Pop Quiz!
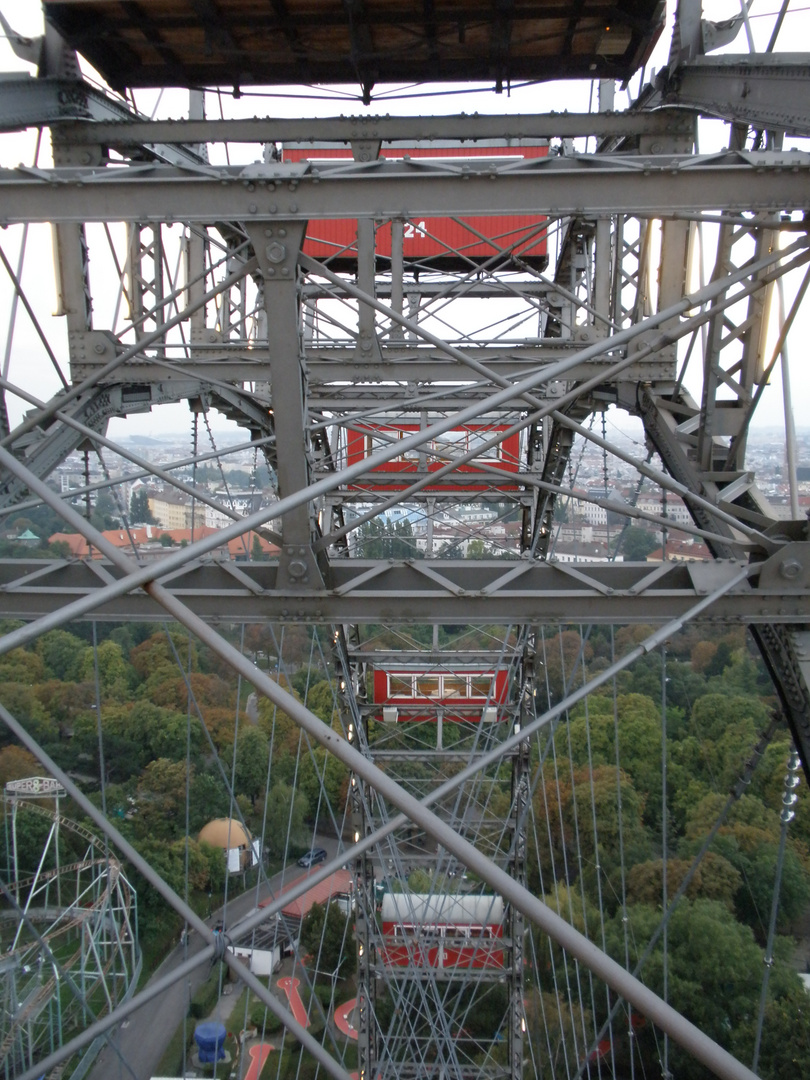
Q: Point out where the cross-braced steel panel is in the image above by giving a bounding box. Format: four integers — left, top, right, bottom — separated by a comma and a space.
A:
0, 5, 809, 1080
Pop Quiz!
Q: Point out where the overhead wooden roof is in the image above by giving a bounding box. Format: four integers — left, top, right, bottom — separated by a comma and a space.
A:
44, 0, 666, 97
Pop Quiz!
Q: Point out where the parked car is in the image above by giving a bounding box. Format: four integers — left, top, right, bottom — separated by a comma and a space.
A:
298, 847, 327, 868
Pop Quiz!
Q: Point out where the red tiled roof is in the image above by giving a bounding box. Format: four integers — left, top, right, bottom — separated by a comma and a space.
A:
226, 531, 279, 557
647, 539, 711, 562
105, 526, 221, 547
49, 526, 278, 558
49, 532, 94, 557
260, 868, 353, 920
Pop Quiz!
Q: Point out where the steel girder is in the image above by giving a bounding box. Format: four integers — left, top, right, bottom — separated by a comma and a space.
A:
636, 387, 810, 783
0, 554, 804, 626
658, 53, 810, 138
0, 380, 278, 510
0, 76, 207, 166
40, 107, 697, 147
0, 39, 809, 1080
0, 429, 763, 1080
0, 153, 809, 225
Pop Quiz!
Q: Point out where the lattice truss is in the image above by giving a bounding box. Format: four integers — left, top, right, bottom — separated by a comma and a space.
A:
0, 3, 809, 1080
0, 786, 138, 1078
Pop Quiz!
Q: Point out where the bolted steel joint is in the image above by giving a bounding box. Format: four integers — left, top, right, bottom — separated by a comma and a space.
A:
265, 241, 287, 264
779, 558, 803, 580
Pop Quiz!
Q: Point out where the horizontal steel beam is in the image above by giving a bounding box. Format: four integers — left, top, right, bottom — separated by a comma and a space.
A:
46, 108, 696, 145
1, 152, 809, 225
661, 54, 810, 138
0, 556, 803, 625
0, 76, 206, 166
77, 350, 666, 396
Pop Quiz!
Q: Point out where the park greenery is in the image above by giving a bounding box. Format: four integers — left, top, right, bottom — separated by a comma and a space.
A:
0, 614, 808, 1078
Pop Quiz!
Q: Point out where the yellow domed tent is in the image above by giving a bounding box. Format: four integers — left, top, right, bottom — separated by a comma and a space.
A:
199, 818, 257, 873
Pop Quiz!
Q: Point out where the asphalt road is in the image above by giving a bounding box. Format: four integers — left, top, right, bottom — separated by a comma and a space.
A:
88, 837, 341, 1080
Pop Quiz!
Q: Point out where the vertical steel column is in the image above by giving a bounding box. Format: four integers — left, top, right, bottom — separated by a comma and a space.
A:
247, 222, 323, 585
593, 218, 612, 337
390, 220, 405, 342
352, 771, 376, 1080
356, 218, 382, 361
126, 223, 166, 354
50, 137, 93, 365
654, 219, 691, 371
507, 650, 532, 1080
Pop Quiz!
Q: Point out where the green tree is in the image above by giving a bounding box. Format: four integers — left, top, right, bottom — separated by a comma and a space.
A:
91, 490, 121, 531
539, 629, 593, 700
465, 538, 490, 558
528, 763, 653, 909
297, 746, 348, 819
262, 781, 309, 857
358, 516, 419, 559
300, 900, 356, 978
0, 745, 42, 787
407, 868, 433, 892
35, 680, 93, 737
697, 820, 810, 936
604, 898, 763, 1079
78, 700, 203, 774
305, 680, 339, 726
232, 727, 270, 806
189, 772, 231, 833
616, 525, 658, 561
739, 982, 810, 1077
129, 631, 199, 681
567, 693, 664, 826
198, 838, 227, 893
130, 488, 157, 524
0, 647, 46, 685
77, 639, 133, 697
71, 710, 145, 783
0, 684, 58, 748
133, 758, 190, 840
627, 852, 741, 911
526, 989, 589, 1080
0, 804, 67, 878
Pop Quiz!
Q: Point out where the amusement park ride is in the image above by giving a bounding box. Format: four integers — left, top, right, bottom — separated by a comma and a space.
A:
0, 1, 808, 1079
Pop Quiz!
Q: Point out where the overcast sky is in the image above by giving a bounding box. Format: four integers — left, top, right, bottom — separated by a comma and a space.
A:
0, 2, 807, 448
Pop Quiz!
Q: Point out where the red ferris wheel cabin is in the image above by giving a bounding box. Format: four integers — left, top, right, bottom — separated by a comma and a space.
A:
380, 893, 505, 970
282, 142, 549, 271
344, 420, 522, 493
372, 665, 510, 723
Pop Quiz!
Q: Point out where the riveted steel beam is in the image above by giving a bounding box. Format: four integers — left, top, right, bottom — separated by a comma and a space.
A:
0, 76, 207, 163
1, 153, 809, 226
43, 108, 696, 146
0, 554, 805, 625
660, 54, 810, 138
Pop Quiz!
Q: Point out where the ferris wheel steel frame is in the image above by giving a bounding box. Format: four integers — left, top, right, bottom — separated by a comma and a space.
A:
0, 4, 809, 1080
0, 429, 777, 1080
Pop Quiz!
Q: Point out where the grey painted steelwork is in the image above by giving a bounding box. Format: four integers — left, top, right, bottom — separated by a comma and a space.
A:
1, 16, 809, 1079
0, 153, 809, 225
0, 76, 207, 165
0, 553, 805, 625
42, 108, 697, 146
659, 54, 810, 137
0, 442, 760, 1080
